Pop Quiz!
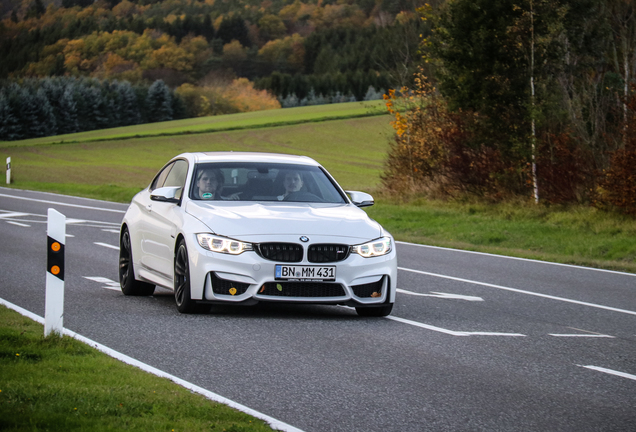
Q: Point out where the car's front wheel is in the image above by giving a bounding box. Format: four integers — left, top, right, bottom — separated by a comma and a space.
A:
174, 239, 200, 313
119, 228, 155, 296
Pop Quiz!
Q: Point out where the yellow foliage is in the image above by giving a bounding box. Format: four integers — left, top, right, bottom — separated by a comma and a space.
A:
221, 78, 281, 113
112, 0, 138, 18
176, 79, 280, 117
143, 45, 193, 72
222, 40, 248, 62
258, 34, 305, 72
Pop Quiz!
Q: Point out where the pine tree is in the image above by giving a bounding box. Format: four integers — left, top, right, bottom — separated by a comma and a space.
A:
58, 86, 79, 135
1, 84, 24, 140
0, 94, 21, 141
118, 81, 141, 126
146, 80, 173, 123
18, 89, 41, 138
78, 85, 108, 132
217, 15, 251, 48
35, 88, 57, 137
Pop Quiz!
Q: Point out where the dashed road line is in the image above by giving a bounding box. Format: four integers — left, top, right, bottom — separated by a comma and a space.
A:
6, 221, 30, 227
385, 315, 526, 337
550, 334, 614, 338
94, 242, 119, 251
577, 365, 636, 381
84, 276, 120, 291
397, 288, 484, 301
0, 212, 29, 219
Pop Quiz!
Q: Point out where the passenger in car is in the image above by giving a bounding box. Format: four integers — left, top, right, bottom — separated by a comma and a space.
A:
277, 171, 304, 200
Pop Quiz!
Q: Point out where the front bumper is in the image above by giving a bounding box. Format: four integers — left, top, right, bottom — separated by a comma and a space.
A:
185, 233, 397, 307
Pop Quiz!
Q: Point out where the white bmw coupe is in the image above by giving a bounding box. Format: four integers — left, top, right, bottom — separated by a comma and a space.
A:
119, 152, 397, 316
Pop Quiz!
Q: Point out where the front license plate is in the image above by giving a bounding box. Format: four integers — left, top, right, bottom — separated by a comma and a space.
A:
275, 265, 336, 281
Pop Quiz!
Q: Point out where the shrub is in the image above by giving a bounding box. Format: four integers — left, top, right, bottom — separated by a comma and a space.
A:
381, 72, 512, 199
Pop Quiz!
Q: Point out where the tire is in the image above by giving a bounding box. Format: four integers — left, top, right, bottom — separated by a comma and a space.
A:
355, 303, 393, 317
119, 228, 155, 296
174, 239, 200, 314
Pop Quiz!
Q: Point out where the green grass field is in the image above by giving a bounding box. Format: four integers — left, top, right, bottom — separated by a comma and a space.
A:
1, 101, 635, 272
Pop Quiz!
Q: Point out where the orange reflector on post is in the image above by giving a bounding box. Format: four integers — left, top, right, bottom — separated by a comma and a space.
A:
47, 236, 65, 281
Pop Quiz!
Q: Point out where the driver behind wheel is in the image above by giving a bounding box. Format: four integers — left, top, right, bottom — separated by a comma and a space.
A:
277, 171, 303, 200
195, 168, 241, 200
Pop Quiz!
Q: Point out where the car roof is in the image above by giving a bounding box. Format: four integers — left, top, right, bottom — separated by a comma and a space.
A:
187, 152, 320, 166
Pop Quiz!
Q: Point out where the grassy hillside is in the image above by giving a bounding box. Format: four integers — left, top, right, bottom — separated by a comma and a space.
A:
0, 100, 387, 147
1, 102, 394, 201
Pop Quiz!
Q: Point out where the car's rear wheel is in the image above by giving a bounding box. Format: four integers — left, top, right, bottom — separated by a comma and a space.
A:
355, 303, 393, 317
119, 228, 155, 296
174, 239, 200, 313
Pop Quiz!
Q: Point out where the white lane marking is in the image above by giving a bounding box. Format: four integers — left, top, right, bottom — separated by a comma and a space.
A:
0, 212, 29, 218
95, 242, 119, 250
396, 241, 636, 278
386, 315, 525, 337
84, 276, 120, 291
399, 267, 636, 316
6, 221, 30, 227
550, 334, 615, 338
0, 297, 304, 432
102, 229, 120, 234
397, 288, 484, 301
577, 365, 636, 381
66, 218, 87, 224
0, 192, 126, 214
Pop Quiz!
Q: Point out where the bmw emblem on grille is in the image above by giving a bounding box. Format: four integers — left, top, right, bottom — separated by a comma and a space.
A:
300, 236, 309, 242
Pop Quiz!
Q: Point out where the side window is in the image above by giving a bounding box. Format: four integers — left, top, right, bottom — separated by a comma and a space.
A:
150, 162, 174, 191
163, 160, 188, 200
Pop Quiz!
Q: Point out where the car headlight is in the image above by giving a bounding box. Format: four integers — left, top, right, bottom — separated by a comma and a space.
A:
351, 236, 392, 258
197, 234, 253, 255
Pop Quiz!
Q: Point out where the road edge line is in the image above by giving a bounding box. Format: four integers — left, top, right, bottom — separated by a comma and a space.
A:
0, 297, 304, 432
396, 241, 636, 277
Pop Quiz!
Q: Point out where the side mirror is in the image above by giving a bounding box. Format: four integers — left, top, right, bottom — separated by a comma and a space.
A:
150, 186, 181, 203
346, 191, 374, 208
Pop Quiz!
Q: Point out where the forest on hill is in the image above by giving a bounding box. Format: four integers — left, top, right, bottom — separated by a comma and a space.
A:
0, 0, 426, 140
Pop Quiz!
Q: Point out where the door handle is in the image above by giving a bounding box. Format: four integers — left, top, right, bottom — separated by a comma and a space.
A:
146, 204, 152, 212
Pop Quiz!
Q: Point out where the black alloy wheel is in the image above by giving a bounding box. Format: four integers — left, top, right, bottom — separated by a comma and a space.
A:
174, 239, 200, 313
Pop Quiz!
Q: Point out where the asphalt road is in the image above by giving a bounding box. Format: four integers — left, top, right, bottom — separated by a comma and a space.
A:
1, 186, 635, 431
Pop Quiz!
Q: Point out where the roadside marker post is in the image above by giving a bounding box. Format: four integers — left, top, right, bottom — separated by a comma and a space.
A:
45, 208, 66, 337
5, 157, 10, 184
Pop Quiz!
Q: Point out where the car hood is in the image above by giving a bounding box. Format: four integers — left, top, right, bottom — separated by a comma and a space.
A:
185, 201, 382, 242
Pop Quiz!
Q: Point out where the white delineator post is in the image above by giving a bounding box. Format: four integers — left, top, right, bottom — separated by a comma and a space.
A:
5, 157, 10, 185
45, 208, 66, 337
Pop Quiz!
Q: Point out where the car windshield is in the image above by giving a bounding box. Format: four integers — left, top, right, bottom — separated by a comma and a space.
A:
190, 162, 347, 204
